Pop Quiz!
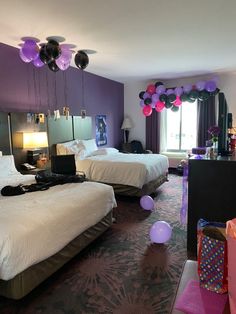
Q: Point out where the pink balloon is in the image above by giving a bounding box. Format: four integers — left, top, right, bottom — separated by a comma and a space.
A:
142, 105, 152, 116
173, 96, 182, 107
149, 221, 172, 243
140, 195, 154, 210
146, 84, 156, 95
155, 100, 165, 112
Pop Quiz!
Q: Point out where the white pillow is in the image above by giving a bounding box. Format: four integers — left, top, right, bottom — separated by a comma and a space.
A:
0, 155, 19, 177
80, 139, 98, 157
56, 140, 78, 155
0, 151, 2, 156
90, 148, 119, 156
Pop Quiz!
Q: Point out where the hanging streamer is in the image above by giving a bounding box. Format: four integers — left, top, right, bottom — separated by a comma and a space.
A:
180, 163, 188, 224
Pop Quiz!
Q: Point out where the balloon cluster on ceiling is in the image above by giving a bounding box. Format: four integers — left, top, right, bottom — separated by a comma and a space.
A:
139, 79, 220, 116
19, 38, 89, 72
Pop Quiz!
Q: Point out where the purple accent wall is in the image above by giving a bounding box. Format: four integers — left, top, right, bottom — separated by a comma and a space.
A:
0, 43, 124, 148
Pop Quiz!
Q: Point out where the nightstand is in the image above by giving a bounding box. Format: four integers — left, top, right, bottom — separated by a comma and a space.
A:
120, 143, 132, 153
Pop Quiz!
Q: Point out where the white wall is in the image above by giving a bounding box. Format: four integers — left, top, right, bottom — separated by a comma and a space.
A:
124, 72, 236, 148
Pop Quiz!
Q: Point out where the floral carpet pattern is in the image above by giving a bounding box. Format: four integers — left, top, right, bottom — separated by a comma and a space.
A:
0, 174, 187, 314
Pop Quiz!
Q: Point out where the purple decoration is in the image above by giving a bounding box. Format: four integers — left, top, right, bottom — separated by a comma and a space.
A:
205, 80, 217, 93
183, 84, 192, 93
57, 47, 72, 64
149, 221, 172, 243
196, 80, 206, 91
33, 55, 44, 68
140, 195, 154, 211
19, 48, 31, 63
56, 58, 70, 71
151, 93, 159, 103
151, 101, 156, 109
143, 92, 151, 100
156, 85, 166, 94
166, 89, 174, 95
174, 86, 183, 96
22, 39, 38, 61
139, 99, 145, 108
180, 164, 188, 224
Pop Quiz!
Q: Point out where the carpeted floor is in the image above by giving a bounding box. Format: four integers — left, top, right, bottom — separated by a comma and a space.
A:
0, 174, 187, 314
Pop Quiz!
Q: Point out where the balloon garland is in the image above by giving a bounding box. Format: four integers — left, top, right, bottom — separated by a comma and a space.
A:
139, 79, 220, 116
19, 38, 89, 72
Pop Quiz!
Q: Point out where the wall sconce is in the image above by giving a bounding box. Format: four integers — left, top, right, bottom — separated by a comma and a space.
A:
21, 132, 48, 164
121, 117, 133, 143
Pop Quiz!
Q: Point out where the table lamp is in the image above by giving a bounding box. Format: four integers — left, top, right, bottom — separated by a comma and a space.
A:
121, 117, 133, 143
22, 132, 48, 164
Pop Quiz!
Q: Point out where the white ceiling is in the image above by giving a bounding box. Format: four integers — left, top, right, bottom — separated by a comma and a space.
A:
1, 0, 236, 83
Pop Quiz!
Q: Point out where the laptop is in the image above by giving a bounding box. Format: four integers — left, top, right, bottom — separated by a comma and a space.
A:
51, 155, 76, 175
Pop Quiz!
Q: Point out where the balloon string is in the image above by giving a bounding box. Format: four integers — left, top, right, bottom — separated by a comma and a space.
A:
180, 164, 188, 224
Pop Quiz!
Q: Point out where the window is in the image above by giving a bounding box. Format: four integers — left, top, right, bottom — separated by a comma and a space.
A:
166, 101, 197, 151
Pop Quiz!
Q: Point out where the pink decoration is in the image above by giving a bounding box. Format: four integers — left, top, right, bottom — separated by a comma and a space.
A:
140, 195, 154, 211
149, 221, 172, 243
173, 96, 182, 107
146, 84, 156, 95
142, 105, 152, 116
155, 101, 165, 112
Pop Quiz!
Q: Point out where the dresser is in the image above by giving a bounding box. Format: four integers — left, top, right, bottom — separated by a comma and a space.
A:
187, 155, 236, 258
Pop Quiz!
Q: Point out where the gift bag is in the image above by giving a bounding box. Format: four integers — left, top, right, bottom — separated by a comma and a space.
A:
197, 219, 228, 294
226, 218, 236, 313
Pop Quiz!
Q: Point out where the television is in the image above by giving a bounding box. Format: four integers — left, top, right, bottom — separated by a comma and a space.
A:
217, 92, 232, 156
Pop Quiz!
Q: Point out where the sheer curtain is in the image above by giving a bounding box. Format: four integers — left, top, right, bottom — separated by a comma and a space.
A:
197, 95, 216, 147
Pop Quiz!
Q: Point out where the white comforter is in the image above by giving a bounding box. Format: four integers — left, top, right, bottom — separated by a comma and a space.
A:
76, 153, 169, 188
0, 174, 116, 280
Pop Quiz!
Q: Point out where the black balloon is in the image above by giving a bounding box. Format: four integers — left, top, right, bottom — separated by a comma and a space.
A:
180, 93, 188, 102
165, 100, 172, 109
139, 91, 145, 99
187, 96, 196, 103
168, 94, 176, 103
144, 97, 152, 105
39, 45, 51, 65
159, 94, 167, 103
189, 90, 199, 100
154, 81, 164, 88
198, 90, 210, 101
46, 40, 61, 60
171, 105, 179, 112
48, 60, 59, 72
74, 51, 89, 70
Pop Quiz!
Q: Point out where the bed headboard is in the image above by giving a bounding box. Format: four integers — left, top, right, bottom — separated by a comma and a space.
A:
73, 116, 92, 140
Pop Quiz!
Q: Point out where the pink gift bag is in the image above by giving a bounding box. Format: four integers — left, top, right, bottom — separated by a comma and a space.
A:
226, 218, 236, 314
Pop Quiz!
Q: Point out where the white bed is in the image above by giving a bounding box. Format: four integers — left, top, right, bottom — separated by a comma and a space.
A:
56, 139, 169, 196
0, 155, 117, 299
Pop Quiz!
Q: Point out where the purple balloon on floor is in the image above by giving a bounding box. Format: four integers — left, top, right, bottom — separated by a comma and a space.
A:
140, 195, 154, 211
149, 221, 172, 243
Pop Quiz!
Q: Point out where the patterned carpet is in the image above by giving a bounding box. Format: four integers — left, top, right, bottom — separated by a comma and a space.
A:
0, 174, 187, 314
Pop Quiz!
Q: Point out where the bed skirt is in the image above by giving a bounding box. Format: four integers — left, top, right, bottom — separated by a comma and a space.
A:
108, 173, 168, 197
0, 210, 113, 300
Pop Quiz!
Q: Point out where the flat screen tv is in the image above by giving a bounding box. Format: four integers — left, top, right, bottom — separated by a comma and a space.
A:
218, 92, 230, 155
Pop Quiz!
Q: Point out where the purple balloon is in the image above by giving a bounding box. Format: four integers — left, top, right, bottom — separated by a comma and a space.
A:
156, 85, 166, 94
56, 58, 70, 71
183, 84, 192, 93
174, 86, 183, 96
140, 195, 154, 211
33, 55, 44, 68
166, 89, 174, 95
22, 40, 38, 61
151, 101, 156, 109
143, 92, 151, 100
196, 81, 205, 91
19, 48, 31, 63
205, 80, 217, 92
149, 221, 172, 243
57, 47, 72, 64
139, 99, 145, 108
152, 93, 159, 103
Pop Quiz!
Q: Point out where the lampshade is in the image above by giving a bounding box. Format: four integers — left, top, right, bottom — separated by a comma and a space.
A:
121, 117, 133, 130
22, 132, 48, 149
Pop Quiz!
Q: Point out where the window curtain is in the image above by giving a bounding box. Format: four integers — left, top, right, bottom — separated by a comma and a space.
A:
146, 111, 161, 153
197, 95, 216, 147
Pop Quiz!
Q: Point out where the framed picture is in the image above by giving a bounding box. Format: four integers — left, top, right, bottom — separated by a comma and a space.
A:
95, 115, 107, 146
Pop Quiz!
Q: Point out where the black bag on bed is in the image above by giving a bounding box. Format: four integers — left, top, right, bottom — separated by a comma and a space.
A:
35, 169, 86, 185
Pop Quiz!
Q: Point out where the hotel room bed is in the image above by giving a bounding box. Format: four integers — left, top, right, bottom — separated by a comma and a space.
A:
56, 140, 169, 196
0, 155, 116, 299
